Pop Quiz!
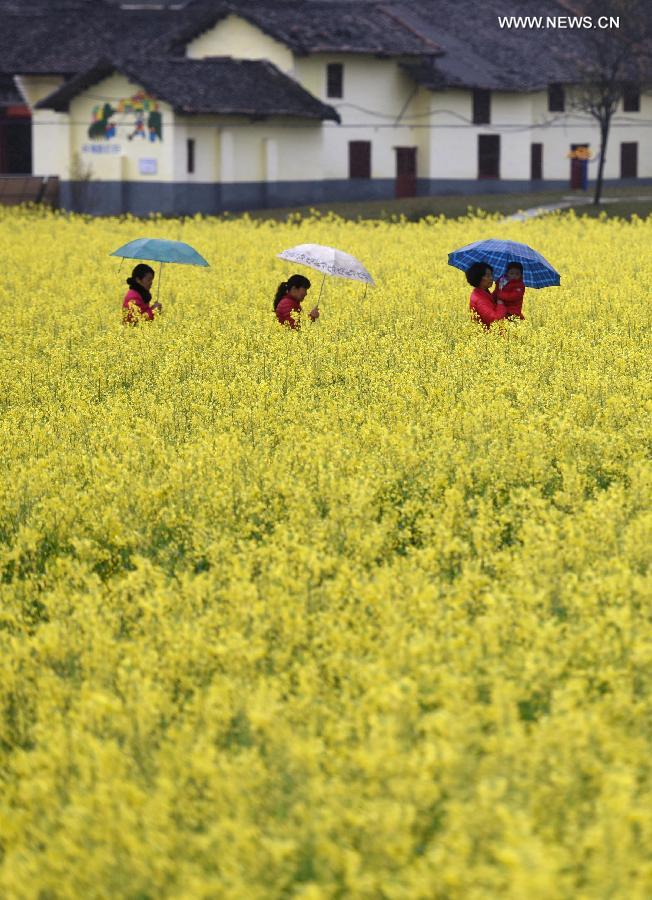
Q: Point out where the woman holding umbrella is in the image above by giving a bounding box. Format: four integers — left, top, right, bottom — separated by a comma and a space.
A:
122, 263, 162, 325
274, 274, 320, 329
466, 262, 507, 329
274, 244, 375, 327
449, 238, 561, 328
111, 237, 209, 325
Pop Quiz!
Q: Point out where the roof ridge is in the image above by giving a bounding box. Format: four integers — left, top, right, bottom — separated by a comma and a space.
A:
376, 4, 443, 54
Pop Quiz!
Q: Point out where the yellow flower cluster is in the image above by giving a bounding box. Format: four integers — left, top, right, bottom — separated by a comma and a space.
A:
0, 205, 650, 899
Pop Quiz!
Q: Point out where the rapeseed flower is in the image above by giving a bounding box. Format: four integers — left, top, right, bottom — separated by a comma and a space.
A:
0, 206, 651, 898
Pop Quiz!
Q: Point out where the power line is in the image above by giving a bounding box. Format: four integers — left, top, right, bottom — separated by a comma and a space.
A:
49, 91, 652, 131
27, 118, 652, 131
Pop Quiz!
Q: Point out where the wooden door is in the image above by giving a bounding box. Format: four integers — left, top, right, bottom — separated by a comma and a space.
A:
349, 141, 371, 179
620, 142, 637, 178
530, 143, 543, 180
478, 134, 500, 179
395, 147, 416, 198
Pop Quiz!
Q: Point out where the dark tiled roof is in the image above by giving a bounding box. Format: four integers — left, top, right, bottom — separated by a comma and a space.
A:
393, 0, 652, 90
108, 1, 192, 5
0, 0, 436, 76
0, 1, 93, 8
0, 5, 201, 74
34, 57, 340, 119
174, 1, 440, 57
103, 0, 193, 5
1, 0, 649, 91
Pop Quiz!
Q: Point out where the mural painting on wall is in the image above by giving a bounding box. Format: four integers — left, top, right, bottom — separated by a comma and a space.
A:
88, 92, 163, 142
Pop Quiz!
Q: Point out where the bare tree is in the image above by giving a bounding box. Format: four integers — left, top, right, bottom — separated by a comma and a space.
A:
68, 151, 95, 213
566, 0, 652, 204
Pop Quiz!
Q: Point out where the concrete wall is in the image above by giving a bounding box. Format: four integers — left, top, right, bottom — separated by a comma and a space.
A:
57, 174, 652, 216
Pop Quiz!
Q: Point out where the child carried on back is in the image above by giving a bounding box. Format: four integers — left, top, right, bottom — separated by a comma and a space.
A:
493, 260, 525, 320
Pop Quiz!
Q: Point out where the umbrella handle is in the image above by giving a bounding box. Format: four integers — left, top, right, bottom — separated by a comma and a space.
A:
315, 273, 326, 307
157, 262, 163, 303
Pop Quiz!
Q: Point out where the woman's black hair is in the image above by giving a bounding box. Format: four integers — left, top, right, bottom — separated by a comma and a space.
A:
127, 263, 155, 288
506, 261, 524, 274
273, 273, 311, 311
465, 261, 493, 288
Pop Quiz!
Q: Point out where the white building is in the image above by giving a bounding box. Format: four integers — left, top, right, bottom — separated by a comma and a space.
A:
0, 0, 650, 214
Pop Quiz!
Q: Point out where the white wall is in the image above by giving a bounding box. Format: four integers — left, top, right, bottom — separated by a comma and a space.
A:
426, 89, 479, 180
67, 73, 174, 183
529, 85, 652, 181
173, 118, 219, 182
31, 109, 70, 178
17, 77, 69, 177
295, 55, 428, 180
214, 119, 323, 183
186, 13, 294, 73
426, 90, 555, 182
626, 88, 652, 177
22, 54, 652, 190
422, 86, 652, 183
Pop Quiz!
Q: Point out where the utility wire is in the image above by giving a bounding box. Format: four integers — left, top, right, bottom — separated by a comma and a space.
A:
28, 118, 652, 130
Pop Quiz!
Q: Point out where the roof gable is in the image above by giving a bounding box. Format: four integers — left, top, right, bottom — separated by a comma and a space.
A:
185, 12, 294, 71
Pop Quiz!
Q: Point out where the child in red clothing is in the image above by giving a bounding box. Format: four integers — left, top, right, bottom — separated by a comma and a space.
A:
493, 260, 525, 320
122, 263, 162, 325
274, 273, 319, 329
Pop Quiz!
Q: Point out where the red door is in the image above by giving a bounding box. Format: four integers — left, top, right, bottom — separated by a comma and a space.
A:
395, 147, 417, 198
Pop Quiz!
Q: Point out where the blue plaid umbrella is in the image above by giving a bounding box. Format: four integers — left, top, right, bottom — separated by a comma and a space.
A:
448, 238, 560, 288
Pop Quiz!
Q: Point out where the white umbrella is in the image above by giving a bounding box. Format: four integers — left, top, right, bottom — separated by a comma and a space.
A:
276, 243, 375, 305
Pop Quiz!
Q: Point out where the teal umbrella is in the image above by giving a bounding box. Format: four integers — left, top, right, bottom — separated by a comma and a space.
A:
110, 237, 210, 300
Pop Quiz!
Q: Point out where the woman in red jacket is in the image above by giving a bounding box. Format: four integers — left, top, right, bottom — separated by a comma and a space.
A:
274, 274, 319, 329
122, 263, 162, 325
466, 262, 507, 329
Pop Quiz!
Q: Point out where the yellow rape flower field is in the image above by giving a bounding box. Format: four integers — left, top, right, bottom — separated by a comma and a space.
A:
0, 205, 651, 900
